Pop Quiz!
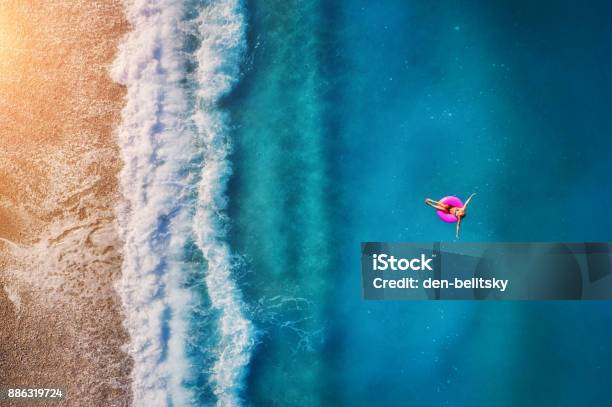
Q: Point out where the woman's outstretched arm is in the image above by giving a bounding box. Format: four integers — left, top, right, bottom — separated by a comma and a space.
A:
456, 217, 462, 239
463, 193, 476, 208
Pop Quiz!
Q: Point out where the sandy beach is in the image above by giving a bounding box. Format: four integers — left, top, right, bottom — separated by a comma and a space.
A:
0, 1, 131, 405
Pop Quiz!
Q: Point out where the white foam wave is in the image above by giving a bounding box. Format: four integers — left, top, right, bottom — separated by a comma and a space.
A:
192, 1, 254, 406
111, 1, 197, 405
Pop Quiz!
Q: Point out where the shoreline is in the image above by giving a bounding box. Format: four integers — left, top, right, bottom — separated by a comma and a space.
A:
0, 2, 132, 405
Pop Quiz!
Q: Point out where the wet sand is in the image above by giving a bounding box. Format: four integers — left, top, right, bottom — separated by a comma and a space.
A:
0, 2, 131, 405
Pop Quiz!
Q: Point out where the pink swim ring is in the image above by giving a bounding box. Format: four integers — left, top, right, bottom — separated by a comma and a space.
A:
436, 196, 463, 223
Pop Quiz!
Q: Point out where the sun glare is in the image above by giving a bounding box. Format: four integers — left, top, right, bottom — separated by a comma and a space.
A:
0, 10, 25, 77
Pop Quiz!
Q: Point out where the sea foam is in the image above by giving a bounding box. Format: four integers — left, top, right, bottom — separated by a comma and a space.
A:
111, 1, 197, 405
193, 1, 254, 406
112, 0, 253, 405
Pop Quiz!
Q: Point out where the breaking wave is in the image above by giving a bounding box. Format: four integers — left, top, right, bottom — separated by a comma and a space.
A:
111, 0, 252, 405
192, 2, 254, 406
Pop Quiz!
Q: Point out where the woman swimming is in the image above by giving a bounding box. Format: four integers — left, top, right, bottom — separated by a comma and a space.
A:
425, 193, 476, 238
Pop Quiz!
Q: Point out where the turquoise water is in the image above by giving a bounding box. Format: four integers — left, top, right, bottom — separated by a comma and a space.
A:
224, 0, 612, 405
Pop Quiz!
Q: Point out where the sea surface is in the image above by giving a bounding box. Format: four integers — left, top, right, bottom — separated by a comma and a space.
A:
113, 0, 612, 405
